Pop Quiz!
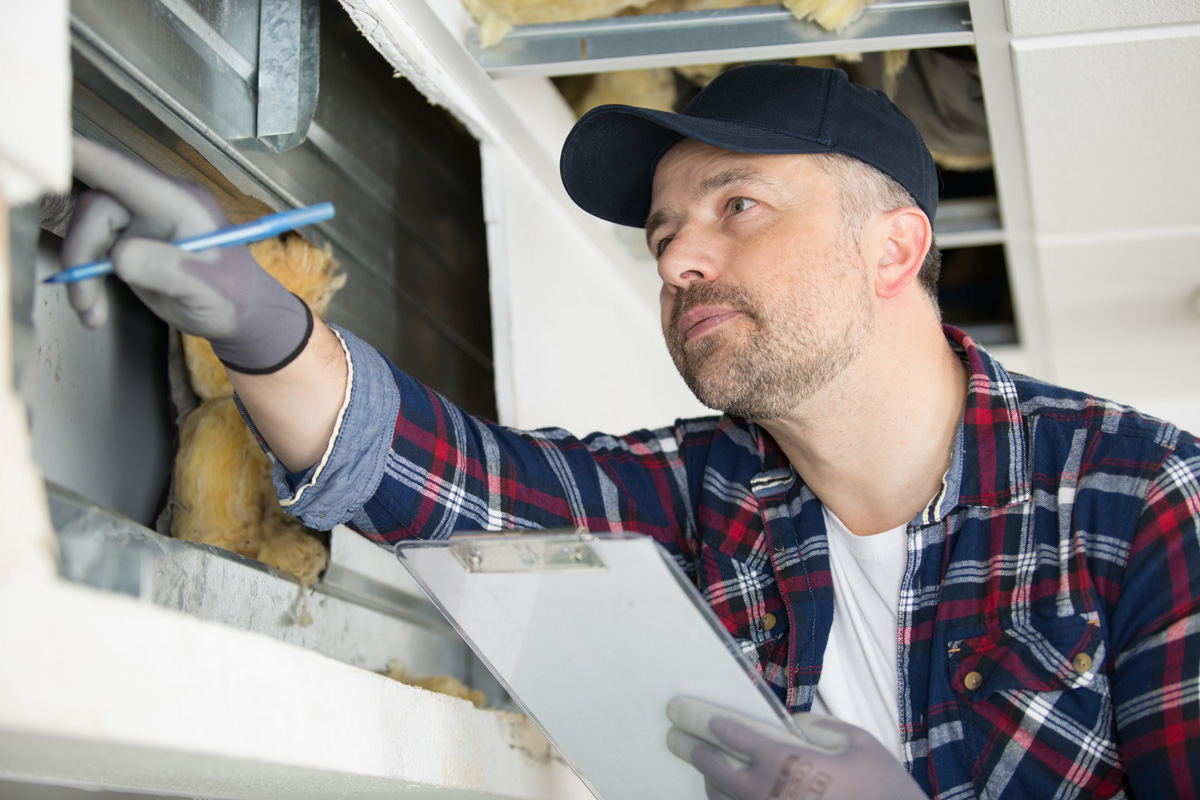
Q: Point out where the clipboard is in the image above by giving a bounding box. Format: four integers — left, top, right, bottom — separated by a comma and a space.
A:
395, 530, 798, 798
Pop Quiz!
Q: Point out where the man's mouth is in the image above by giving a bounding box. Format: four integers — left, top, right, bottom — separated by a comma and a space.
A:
678, 306, 742, 343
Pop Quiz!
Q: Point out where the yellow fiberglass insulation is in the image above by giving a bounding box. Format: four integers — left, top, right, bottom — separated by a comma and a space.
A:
171, 396, 268, 559
171, 232, 343, 585
563, 54, 845, 117
466, 0, 871, 46
780, 0, 869, 30
384, 661, 489, 709
640, 0, 868, 29
463, 0, 658, 47
257, 513, 329, 585
573, 68, 679, 115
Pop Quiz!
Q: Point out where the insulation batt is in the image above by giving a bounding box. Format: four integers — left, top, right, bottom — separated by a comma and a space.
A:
565, 54, 842, 117
466, 0, 871, 46
573, 68, 679, 115
170, 398, 329, 583
171, 233, 345, 585
171, 397, 265, 559
384, 660, 489, 709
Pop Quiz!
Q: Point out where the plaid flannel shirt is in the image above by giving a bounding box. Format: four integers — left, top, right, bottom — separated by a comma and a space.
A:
274, 324, 1200, 799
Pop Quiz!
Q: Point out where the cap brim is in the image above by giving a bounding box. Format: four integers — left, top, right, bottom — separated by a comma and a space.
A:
560, 104, 831, 228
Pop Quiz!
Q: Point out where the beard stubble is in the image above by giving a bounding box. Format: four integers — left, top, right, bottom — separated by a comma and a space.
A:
664, 254, 874, 420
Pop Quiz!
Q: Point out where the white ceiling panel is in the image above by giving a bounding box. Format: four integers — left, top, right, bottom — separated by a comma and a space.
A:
1036, 233, 1200, 410
1012, 27, 1200, 235
1006, 0, 1200, 37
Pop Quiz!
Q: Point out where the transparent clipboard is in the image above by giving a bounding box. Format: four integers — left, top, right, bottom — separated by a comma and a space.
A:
395, 530, 797, 799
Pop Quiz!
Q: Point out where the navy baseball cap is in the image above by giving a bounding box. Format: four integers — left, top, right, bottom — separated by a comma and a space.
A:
560, 63, 938, 228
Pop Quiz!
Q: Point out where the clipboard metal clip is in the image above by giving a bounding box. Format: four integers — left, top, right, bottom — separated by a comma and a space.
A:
449, 530, 607, 573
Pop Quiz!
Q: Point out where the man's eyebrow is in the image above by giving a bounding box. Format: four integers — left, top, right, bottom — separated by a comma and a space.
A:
644, 165, 777, 248
695, 166, 774, 199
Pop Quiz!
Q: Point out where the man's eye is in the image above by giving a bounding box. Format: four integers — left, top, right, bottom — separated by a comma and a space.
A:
655, 237, 673, 258
730, 197, 758, 214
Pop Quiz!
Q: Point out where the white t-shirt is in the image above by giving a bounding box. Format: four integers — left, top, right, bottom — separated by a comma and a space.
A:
808, 506, 909, 762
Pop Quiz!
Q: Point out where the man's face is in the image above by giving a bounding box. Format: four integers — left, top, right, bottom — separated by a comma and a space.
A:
646, 140, 876, 420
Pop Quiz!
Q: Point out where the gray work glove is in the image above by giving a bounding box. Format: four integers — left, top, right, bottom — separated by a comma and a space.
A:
60, 136, 312, 374
667, 697, 928, 800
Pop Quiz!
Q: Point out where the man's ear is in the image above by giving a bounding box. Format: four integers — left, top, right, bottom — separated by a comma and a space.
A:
871, 207, 931, 300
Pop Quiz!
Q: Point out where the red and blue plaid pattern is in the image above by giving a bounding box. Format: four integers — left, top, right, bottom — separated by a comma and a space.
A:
344, 326, 1199, 798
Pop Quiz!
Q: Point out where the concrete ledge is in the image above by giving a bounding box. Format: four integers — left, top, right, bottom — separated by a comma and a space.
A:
0, 578, 590, 799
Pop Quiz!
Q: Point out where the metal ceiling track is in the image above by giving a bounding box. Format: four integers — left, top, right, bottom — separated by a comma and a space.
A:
469, 0, 974, 78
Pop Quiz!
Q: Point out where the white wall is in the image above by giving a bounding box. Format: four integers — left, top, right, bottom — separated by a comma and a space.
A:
484, 140, 711, 435
484, 77, 710, 434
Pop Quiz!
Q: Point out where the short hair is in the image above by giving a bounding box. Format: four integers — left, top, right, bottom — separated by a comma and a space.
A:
810, 152, 942, 303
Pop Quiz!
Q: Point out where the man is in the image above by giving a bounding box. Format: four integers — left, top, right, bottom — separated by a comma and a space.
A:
62, 65, 1200, 799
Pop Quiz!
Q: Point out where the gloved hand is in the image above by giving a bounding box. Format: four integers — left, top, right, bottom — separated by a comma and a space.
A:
667, 697, 928, 800
60, 136, 312, 374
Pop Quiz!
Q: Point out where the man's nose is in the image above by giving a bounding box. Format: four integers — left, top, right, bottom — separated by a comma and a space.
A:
656, 227, 722, 289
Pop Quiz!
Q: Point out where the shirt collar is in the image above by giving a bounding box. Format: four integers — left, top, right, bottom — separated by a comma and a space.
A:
940, 324, 1032, 512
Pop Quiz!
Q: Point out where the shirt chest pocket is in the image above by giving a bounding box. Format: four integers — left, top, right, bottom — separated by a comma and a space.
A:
946, 611, 1125, 798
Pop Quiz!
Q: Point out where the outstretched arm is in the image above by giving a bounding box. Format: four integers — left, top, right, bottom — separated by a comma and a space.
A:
62, 136, 345, 472
223, 319, 347, 472
62, 137, 698, 549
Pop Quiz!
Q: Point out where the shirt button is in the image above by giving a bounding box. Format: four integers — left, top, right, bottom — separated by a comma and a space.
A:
759, 613, 777, 632
1072, 653, 1093, 674
963, 670, 984, 691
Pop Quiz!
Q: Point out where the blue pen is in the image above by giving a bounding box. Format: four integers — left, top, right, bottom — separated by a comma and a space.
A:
44, 201, 336, 284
